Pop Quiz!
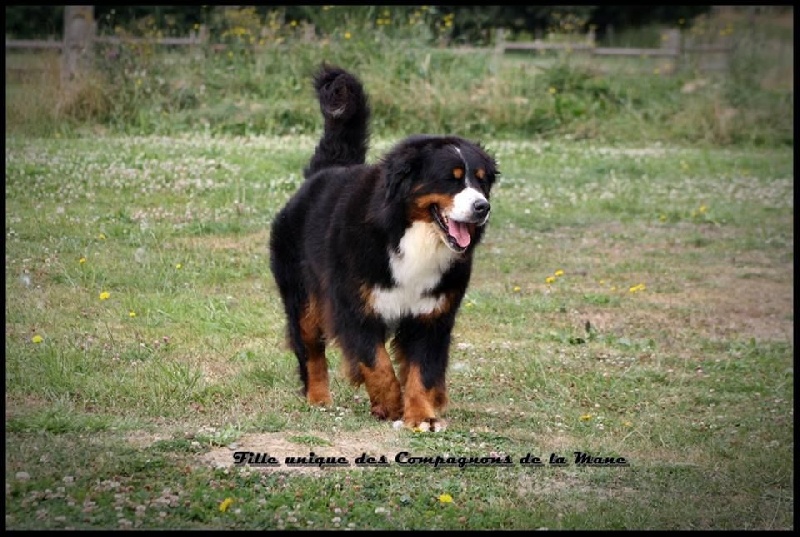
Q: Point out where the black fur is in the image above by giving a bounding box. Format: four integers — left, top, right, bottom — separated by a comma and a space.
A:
269, 64, 498, 428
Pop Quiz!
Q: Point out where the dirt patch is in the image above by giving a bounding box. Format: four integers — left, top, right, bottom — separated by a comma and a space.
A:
646, 256, 793, 346
196, 429, 412, 475
563, 223, 794, 348
177, 229, 270, 253
126, 430, 174, 449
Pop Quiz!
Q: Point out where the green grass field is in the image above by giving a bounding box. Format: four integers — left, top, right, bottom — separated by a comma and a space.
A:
4, 5, 794, 530
5, 133, 793, 529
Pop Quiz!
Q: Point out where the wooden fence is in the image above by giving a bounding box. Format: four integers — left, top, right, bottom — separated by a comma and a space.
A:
6, 7, 734, 82
5, 6, 210, 83
495, 28, 734, 73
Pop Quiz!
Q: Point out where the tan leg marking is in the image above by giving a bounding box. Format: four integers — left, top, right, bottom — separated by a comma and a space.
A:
358, 345, 403, 420
300, 296, 332, 406
402, 363, 447, 431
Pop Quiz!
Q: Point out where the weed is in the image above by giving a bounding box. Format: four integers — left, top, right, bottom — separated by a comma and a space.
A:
4, 135, 793, 529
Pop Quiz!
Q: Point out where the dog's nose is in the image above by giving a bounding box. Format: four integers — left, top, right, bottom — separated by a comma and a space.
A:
473, 198, 490, 220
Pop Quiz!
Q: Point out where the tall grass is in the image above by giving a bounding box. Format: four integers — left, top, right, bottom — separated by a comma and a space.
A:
4, 7, 793, 145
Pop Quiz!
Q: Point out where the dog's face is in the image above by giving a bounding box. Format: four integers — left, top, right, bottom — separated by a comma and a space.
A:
384, 136, 498, 253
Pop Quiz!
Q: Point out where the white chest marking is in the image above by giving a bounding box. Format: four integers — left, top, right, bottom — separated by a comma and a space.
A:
371, 221, 456, 321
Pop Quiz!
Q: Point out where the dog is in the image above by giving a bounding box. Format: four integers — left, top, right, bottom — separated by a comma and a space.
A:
269, 64, 498, 431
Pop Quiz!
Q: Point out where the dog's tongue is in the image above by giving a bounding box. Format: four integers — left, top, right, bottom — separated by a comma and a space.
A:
447, 220, 471, 248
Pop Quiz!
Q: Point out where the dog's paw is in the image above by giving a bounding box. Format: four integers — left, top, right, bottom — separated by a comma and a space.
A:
370, 401, 402, 421
402, 417, 447, 433
306, 390, 333, 407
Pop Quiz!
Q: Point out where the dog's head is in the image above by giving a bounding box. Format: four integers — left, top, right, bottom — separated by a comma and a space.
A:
382, 135, 498, 253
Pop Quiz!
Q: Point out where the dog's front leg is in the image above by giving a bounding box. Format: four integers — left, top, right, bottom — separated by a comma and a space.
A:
356, 344, 404, 421
392, 317, 452, 432
398, 361, 449, 432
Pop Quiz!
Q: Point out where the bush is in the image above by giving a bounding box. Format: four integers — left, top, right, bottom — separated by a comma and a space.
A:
5, 7, 792, 146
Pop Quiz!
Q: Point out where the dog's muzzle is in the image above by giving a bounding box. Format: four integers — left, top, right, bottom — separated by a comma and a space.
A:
431, 188, 491, 253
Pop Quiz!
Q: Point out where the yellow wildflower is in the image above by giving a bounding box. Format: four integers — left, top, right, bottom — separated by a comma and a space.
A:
344, 31, 351, 40
548, 87, 557, 95
513, 285, 521, 293
32, 335, 44, 344
219, 497, 234, 513
554, 269, 564, 277
437, 493, 453, 504
99, 291, 111, 300
79, 257, 87, 264
545, 276, 556, 285
175, 263, 182, 270
580, 414, 592, 421
129, 311, 137, 318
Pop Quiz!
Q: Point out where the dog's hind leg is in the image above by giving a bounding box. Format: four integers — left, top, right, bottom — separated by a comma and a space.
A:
271, 281, 331, 405
269, 217, 331, 406
304, 64, 371, 177
297, 294, 332, 406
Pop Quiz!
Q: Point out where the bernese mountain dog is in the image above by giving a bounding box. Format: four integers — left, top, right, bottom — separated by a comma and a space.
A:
269, 64, 498, 431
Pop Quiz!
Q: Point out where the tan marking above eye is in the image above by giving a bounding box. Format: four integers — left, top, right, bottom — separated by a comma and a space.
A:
452, 168, 464, 180
475, 168, 485, 180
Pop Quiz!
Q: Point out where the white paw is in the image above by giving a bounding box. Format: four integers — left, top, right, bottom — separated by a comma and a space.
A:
407, 419, 447, 433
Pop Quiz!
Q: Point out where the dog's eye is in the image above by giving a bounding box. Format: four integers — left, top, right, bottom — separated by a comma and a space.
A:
452, 168, 464, 180
475, 168, 485, 180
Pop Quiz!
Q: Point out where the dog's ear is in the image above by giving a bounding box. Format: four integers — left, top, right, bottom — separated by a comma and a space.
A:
384, 160, 412, 202
383, 145, 421, 202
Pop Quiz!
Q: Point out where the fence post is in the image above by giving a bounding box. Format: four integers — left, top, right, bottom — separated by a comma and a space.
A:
494, 28, 506, 55
62, 5, 95, 83
491, 28, 505, 74
662, 28, 681, 74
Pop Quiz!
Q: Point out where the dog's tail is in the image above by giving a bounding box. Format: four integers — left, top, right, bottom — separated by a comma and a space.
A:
304, 64, 371, 178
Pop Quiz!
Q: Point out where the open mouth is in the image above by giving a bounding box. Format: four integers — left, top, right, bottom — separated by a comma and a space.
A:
430, 205, 476, 253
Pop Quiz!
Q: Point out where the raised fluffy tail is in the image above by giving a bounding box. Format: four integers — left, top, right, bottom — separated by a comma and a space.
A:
304, 64, 371, 178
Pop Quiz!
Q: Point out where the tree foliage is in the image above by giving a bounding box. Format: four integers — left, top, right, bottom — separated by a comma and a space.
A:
5, 5, 712, 42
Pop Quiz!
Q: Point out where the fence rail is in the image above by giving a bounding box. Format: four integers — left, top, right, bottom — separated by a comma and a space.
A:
5, 38, 63, 50
6, 10, 734, 82
591, 47, 679, 57
495, 28, 733, 72
93, 35, 204, 46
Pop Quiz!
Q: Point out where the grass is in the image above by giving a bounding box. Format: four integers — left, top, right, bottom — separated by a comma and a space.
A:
3, 6, 794, 530
4, 8, 795, 146
4, 133, 793, 529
